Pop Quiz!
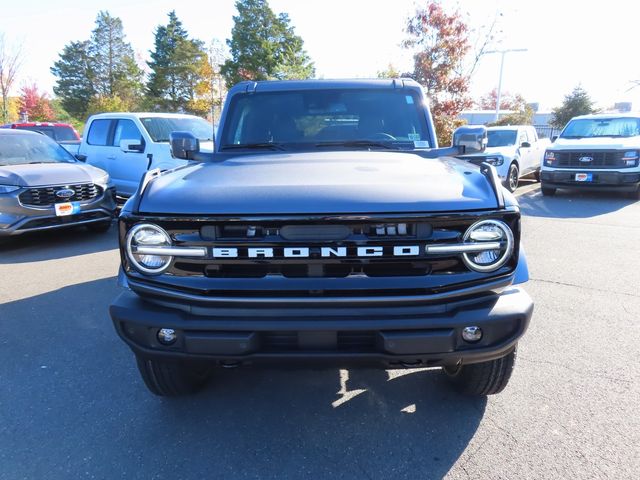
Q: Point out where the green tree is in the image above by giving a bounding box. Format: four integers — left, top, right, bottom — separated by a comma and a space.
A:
51, 40, 95, 118
51, 12, 142, 120
376, 64, 401, 79
403, 1, 473, 146
0, 34, 23, 124
221, 0, 314, 87
147, 11, 208, 112
550, 86, 597, 129
89, 11, 143, 103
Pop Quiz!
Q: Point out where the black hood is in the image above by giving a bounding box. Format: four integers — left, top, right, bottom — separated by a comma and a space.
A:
138, 151, 499, 215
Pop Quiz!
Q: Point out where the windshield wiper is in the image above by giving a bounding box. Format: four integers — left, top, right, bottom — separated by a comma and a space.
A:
315, 140, 397, 150
220, 142, 286, 151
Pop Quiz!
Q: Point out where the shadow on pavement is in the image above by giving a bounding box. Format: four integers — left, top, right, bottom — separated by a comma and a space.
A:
1, 277, 486, 480
0, 220, 118, 264
517, 187, 637, 219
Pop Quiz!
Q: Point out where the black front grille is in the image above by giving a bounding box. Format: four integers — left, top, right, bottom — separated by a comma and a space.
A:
556, 151, 627, 168
19, 183, 102, 207
17, 211, 110, 230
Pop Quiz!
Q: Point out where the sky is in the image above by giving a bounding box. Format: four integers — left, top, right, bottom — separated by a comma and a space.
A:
1, 0, 639, 112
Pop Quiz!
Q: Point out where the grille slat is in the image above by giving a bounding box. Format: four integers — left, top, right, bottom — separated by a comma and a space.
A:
19, 183, 102, 207
556, 151, 626, 168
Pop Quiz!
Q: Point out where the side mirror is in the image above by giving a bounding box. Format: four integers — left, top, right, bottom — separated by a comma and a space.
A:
75, 153, 87, 162
120, 139, 144, 153
452, 125, 488, 154
521, 141, 531, 148
551, 135, 558, 143
170, 131, 200, 160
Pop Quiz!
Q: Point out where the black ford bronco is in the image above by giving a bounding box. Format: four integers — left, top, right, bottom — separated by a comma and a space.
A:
110, 79, 533, 396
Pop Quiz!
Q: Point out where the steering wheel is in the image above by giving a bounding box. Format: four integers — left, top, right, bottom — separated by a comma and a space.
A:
369, 132, 397, 140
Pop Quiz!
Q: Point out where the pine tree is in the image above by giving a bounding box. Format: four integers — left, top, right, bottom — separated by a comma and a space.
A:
550, 86, 597, 129
147, 11, 208, 112
221, 0, 315, 87
89, 11, 143, 103
51, 11, 142, 119
51, 40, 96, 118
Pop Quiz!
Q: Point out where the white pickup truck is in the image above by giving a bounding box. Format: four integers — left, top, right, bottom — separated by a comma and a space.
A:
540, 113, 640, 198
78, 112, 214, 198
455, 125, 549, 192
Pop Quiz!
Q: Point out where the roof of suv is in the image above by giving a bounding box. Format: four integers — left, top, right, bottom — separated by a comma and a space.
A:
228, 78, 422, 94
572, 112, 640, 120
87, 112, 207, 120
0, 128, 42, 136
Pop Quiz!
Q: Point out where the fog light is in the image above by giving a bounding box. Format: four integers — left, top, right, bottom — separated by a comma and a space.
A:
157, 328, 177, 345
462, 326, 482, 343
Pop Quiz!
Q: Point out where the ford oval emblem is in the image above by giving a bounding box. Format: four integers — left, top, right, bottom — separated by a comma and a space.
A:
579, 156, 593, 163
55, 188, 75, 199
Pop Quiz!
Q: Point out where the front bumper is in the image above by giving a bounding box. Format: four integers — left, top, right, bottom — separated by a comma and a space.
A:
0, 187, 116, 236
110, 286, 533, 368
541, 169, 640, 191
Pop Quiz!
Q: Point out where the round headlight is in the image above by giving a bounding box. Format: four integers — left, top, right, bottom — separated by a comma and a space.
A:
462, 220, 514, 272
126, 223, 173, 274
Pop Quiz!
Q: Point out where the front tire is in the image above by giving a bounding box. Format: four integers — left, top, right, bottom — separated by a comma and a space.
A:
541, 185, 556, 196
444, 347, 517, 396
135, 356, 211, 396
505, 163, 519, 192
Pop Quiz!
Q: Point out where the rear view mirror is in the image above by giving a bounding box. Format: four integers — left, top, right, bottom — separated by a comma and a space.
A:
170, 131, 200, 160
452, 125, 488, 154
120, 139, 144, 153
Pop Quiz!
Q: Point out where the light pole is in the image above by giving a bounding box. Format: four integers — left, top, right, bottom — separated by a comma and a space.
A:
485, 48, 527, 122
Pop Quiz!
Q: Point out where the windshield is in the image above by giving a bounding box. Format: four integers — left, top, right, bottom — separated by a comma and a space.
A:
0, 133, 76, 166
487, 130, 517, 147
561, 117, 640, 138
140, 117, 214, 142
219, 89, 432, 150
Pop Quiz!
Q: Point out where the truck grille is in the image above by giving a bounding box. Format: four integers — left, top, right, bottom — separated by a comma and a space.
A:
555, 151, 627, 168
130, 214, 519, 281
19, 183, 102, 207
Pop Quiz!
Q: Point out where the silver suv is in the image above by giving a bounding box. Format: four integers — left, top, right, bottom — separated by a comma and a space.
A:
0, 129, 116, 238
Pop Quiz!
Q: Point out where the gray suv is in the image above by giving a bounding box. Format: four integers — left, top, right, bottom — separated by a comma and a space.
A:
0, 129, 116, 237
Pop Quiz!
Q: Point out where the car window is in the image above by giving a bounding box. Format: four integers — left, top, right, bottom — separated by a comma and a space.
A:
487, 130, 517, 147
219, 89, 432, 149
519, 130, 529, 144
140, 117, 214, 142
0, 134, 76, 166
53, 126, 80, 143
113, 119, 143, 146
87, 119, 112, 146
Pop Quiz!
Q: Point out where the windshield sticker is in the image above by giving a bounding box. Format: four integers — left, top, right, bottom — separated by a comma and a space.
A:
414, 140, 430, 148
408, 133, 421, 141
405, 95, 414, 104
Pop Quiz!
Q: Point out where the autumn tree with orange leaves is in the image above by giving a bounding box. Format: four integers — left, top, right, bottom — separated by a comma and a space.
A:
404, 2, 483, 146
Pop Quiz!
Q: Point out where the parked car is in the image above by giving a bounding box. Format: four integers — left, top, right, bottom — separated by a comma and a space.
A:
1, 122, 81, 155
454, 125, 549, 192
79, 112, 215, 199
109, 79, 533, 397
540, 113, 640, 198
0, 129, 116, 238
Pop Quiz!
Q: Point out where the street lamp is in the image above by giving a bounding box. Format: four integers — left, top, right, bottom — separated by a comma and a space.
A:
484, 48, 528, 122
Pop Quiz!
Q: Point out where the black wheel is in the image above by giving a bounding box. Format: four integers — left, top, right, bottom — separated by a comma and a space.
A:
534, 168, 541, 182
86, 220, 112, 233
505, 163, 519, 192
627, 186, 640, 200
135, 355, 211, 396
541, 185, 556, 196
444, 347, 517, 396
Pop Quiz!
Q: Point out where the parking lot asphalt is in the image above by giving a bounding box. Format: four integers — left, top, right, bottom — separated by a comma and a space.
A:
1, 183, 639, 480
